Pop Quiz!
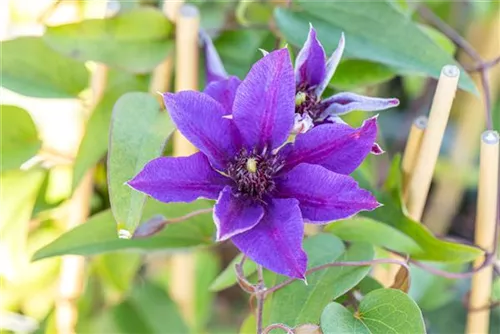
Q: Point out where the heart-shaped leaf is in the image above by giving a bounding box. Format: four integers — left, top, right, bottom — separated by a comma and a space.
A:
320, 289, 425, 334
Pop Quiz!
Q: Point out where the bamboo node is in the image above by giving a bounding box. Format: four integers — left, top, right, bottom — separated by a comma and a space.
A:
442, 64, 460, 77
481, 130, 499, 144
179, 4, 199, 17
414, 115, 428, 129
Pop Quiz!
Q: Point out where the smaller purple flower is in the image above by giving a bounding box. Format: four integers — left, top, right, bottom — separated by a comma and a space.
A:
293, 25, 399, 132
128, 49, 380, 279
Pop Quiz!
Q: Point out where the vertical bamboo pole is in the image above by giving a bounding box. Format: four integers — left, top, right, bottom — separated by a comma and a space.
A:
465, 131, 499, 334
374, 116, 429, 286
169, 3, 199, 327
149, 1, 185, 101
405, 65, 460, 221
56, 60, 109, 334
402, 116, 428, 196
52, 1, 108, 331
424, 15, 500, 234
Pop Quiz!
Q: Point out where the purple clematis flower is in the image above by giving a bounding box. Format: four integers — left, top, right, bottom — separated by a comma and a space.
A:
293, 26, 399, 134
128, 49, 379, 279
201, 27, 399, 138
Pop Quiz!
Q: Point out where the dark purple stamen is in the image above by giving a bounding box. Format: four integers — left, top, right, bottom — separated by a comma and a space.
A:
295, 83, 326, 121
226, 148, 284, 200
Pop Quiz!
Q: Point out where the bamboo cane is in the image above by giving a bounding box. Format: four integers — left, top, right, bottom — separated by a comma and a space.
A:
51, 0, 109, 329
465, 130, 499, 334
56, 63, 109, 334
424, 15, 500, 234
402, 116, 428, 196
374, 116, 429, 286
405, 65, 460, 221
149, 1, 184, 101
168, 3, 200, 327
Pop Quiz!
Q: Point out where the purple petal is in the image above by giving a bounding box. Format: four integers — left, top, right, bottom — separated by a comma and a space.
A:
128, 153, 228, 203
163, 91, 239, 169
283, 117, 378, 175
320, 92, 400, 117
231, 198, 307, 279
203, 76, 241, 114
276, 163, 379, 223
314, 32, 345, 97
233, 48, 295, 150
200, 30, 228, 84
295, 25, 326, 88
213, 186, 264, 241
371, 143, 384, 155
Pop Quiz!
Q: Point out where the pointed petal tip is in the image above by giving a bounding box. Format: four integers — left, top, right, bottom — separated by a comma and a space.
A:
371, 143, 385, 155
390, 98, 400, 106
258, 48, 269, 57
308, 22, 316, 34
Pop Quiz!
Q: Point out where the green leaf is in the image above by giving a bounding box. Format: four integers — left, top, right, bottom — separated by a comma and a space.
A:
419, 24, 456, 56
408, 263, 464, 311
93, 252, 142, 294
214, 29, 275, 79
90, 280, 188, 334
32, 199, 215, 260
265, 236, 374, 327
328, 243, 375, 300
0, 37, 89, 98
194, 251, 220, 333
356, 276, 384, 296
0, 169, 45, 279
43, 8, 173, 73
356, 156, 483, 263
209, 253, 257, 292
321, 289, 426, 334
0, 105, 41, 170
325, 217, 422, 255
127, 281, 188, 334
108, 92, 174, 235
266, 234, 345, 326
72, 70, 149, 189
329, 60, 396, 90
274, 2, 476, 93
236, 1, 273, 26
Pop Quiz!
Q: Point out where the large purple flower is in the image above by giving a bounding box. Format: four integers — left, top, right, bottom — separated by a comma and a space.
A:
128, 49, 379, 279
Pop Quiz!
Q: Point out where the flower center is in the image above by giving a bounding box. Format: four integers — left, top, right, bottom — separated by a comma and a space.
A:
226, 149, 284, 200
295, 84, 324, 121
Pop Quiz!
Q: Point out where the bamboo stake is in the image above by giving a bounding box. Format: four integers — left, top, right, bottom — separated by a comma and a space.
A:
465, 130, 499, 334
172, 4, 199, 156
149, 1, 185, 101
374, 116, 429, 286
405, 65, 460, 221
164, 0, 185, 22
169, 3, 200, 327
402, 116, 428, 196
424, 15, 500, 234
